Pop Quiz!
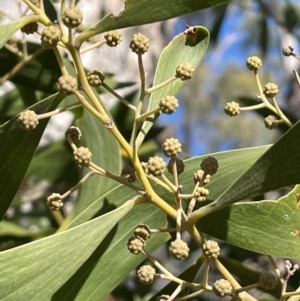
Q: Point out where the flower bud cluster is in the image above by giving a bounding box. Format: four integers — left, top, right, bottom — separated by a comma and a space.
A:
169, 239, 189, 260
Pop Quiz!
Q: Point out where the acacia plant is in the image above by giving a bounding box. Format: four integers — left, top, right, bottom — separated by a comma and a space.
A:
1, 1, 300, 301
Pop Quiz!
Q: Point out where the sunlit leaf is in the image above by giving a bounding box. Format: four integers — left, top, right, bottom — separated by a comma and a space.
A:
197, 185, 300, 259
136, 26, 210, 147
77, 0, 228, 42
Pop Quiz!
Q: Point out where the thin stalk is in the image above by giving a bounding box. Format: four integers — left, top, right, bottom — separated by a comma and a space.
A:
282, 291, 300, 298
101, 82, 137, 111
161, 174, 178, 192
271, 97, 293, 127
38, 102, 81, 119
89, 162, 146, 195
175, 289, 207, 300
61, 171, 95, 199
130, 54, 146, 149
239, 103, 266, 111
267, 255, 283, 280
135, 107, 160, 122
52, 46, 69, 76
145, 76, 177, 94
51, 210, 64, 226
293, 70, 300, 88
80, 39, 106, 54
201, 260, 211, 289
235, 283, 260, 294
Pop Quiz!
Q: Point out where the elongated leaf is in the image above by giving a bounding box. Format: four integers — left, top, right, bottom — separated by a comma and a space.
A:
0, 93, 65, 220
53, 203, 170, 301
0, 199, 135, 301
197, 185, 300, 259
0, 17, 30, 48
0, 221, 53, 238
191, 121, 300, 219
136, 26, 210, 147
77, 0, 228, 42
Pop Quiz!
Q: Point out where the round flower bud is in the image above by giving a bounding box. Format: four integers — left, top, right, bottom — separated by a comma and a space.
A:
263, 83, 279, 98
194, 186, 209, 202
41, 25, 61, 48
202, 240, 220, 259
246, 56, 262, 71
159, 95, 179, 114
134, 224, 151, 241
167, 158, 185, 175
47, 193, 63, 211
18, 110, 39, 131
121, 166, 136, 182
259, 272, 277, 290
282, 45, 294, 57
105, 30, 122, 47
129, 33, 149, 55
264, 115, 279, 130
200, 156, 218, 175
21, 22, 38, 35
213, 279, 233, 297
162, 138, 182, 157
73, 146, 92, 166
62, 6, 82, 28
137, 265, 156, 285
65, 126, 82, 142
87, 70, 105, 87
224, 101, 240, 117
57, 75, 78, 95
146, 156, 166, 177
127, 236, 144, 255
193, 169, 210, 185
175, 62, 195, 80
169, 239, 189, 260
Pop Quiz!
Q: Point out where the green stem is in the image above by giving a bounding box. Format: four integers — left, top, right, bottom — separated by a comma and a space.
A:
144, 76, 177, 94
52, 47, 69, 76
201, 260, 211, 289
293, 70, 300, 88
135, 107, 160, 122
61, 171, 95, 199
101, 82, 136, 111
130, 54, 146, 149
271, 97, 293, 127
89, 162, 146, 195
161, 174, 177, 192
80, 39, 106, 54
38, 102, 81, 119
239, 103, 266, 111
235, 283, 260, 294
282, 291, 300, 298
254, 71, 292, 127
51, 210, 64, 226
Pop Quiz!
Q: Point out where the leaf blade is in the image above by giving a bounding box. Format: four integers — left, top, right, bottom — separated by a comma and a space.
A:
0, 199, 135, 301
136, 26, 210, 147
